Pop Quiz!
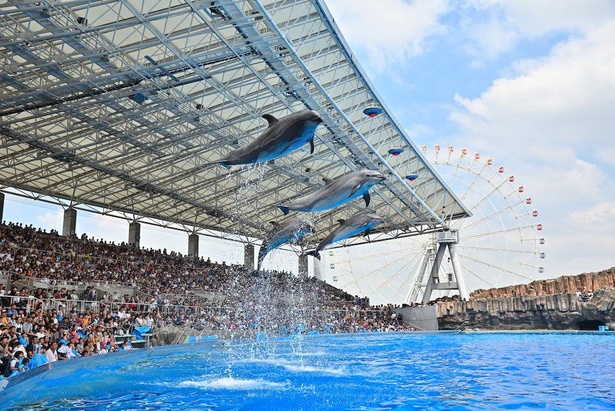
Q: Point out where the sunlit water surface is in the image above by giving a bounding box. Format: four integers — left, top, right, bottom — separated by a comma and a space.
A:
2, 332, 614, 410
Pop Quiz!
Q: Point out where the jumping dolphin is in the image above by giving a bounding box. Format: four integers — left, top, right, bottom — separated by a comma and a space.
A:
257, 218, 315, 271
276, 170, 386, 215
215, 110, 322, 168
306, 213, 384, 260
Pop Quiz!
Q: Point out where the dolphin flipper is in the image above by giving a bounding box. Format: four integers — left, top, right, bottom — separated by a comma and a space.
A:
309, 138, 315, 154
350, 183, 363, 197
363, 192, 371, 207
280, 138, 297, 154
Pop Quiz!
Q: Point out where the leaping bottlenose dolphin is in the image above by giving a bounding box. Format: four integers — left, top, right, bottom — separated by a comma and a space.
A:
215, 110, 322, 168
257, 218, 315, 271
276, 170, 386, 215
306, 213, 384, 260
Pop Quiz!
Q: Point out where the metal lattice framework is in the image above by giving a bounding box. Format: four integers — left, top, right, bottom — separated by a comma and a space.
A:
0, 0, 470, 249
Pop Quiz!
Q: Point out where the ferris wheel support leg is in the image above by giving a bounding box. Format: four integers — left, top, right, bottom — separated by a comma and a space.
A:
406, 247, 432, 304
421, 243, 447, 305
448, 243, 469, 301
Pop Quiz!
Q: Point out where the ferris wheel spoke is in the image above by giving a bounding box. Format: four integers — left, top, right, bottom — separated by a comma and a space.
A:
465, 186, 510, 217
459, 253, 535, 282
350, 253, 407, 283
461, 224, 536, 240
370, 265, 412, 298
460, 244, 530, 254
463, 265, 498, 290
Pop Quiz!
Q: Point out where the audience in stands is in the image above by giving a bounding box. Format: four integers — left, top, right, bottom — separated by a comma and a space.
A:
0, 220, 415, 379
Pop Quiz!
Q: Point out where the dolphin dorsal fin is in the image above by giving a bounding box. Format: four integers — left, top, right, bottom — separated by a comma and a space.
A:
336, 219, 346, 226
262, 114, 278, 127
323, 177, 333, 185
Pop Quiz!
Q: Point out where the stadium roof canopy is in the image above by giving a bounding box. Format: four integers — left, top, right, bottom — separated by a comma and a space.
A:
0, 0, 471, 249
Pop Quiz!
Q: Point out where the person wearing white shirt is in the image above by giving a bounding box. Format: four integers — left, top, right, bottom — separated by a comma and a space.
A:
44, 342, 59, 362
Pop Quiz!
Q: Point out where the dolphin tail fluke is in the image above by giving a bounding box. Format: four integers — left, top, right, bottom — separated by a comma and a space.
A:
305, 250, 321, 260
209, 161, 231, 169
277, 205, 290, 215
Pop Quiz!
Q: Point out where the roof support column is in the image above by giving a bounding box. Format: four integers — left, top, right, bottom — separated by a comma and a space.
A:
244, 244, 254, 270
313, 257, 322, 281
62, 208, 77, 237
298, 254, 308, 278
128, 221, 141, 248
188, 233, 199, 258
0, 192, 4, 223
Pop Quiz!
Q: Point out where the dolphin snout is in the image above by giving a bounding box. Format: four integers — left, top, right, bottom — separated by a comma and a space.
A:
309, 110, 323, 122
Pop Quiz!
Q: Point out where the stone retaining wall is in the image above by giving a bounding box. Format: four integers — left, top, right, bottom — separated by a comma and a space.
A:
438, 289, 615, 330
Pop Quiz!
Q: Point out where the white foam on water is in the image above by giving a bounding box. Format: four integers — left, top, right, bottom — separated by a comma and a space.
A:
281, 364, 346, 376
179, 377, 288, 391
244, 357, 346, 376
288, 350, 328, 357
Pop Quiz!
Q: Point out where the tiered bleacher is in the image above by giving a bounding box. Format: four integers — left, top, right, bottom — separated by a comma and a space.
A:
0, 221, 414, 380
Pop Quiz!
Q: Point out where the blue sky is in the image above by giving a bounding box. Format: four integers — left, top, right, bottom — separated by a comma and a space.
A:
3, 0, 615, 294
324, 0, 615, 281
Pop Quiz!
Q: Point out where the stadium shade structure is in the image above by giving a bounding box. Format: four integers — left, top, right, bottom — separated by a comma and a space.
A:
0, 0, 471, 249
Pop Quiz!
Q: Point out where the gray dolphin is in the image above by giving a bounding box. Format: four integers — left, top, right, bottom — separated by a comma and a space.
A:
277, 170, 386, 215
215, 110, 322, 168
257, 217, 315, 271
306, 213, 384, 260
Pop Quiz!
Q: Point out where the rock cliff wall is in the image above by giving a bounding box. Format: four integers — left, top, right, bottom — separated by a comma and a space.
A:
437, 288, 615, 330
470, 267, 615, 299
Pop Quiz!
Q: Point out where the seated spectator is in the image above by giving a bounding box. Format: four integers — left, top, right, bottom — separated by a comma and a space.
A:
7, 350, 24, 377
28, 347, 49, 369
44, 342, 59, 362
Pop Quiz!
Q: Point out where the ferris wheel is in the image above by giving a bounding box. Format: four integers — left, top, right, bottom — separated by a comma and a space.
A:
320, 144, 546, 305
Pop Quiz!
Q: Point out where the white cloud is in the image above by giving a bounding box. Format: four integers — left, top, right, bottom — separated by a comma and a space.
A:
480, 0, 615, 36
325, 0, 449, 71
569, 201, 615, 229
449, 19, 615, 276
461, 14, 519, 66
457, 0, 615, 64
450, 21, 615, 164
35, 209, 64, 232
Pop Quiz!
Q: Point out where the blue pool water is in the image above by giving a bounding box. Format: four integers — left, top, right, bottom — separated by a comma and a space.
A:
1, 331, 614, 410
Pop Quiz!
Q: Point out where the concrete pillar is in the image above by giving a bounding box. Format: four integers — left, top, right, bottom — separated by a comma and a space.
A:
298, 254, 308, 278
0, 192, 4, 223
244, 244, 255, 269
62, 208, 77, 237
128, 221, 141, 248
313, 257, 322, 281
188, 233, 199, 258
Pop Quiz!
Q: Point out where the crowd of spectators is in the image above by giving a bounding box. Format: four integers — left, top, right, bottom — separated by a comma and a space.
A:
0, 220, 415, 380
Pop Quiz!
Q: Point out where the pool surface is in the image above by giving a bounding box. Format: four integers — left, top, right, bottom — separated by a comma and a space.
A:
1, 331, 614, 410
